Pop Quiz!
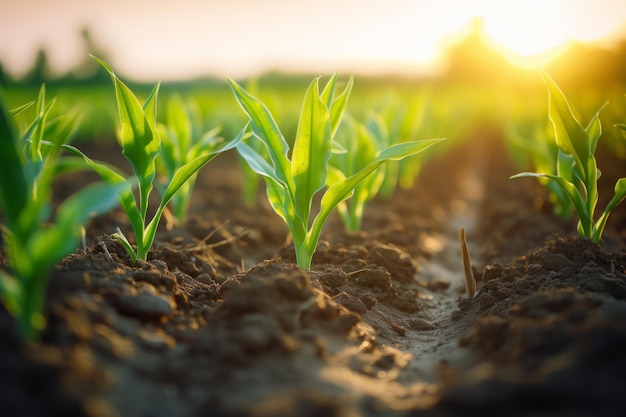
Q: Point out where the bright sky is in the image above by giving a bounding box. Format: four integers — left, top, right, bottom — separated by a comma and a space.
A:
1, 0, 625, 81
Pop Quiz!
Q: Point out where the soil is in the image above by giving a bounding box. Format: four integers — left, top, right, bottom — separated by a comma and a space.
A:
2, 130, 626, 417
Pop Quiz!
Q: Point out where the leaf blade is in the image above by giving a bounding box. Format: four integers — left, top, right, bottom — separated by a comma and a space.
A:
540, 71, 591, 182
93, 55, 160, 218
0, 90, 29, 226
309, 138, 445, 252
227, 78, 292, 189
291, 78, 331, 225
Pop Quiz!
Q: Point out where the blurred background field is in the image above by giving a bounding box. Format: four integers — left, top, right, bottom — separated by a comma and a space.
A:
1, 0, 625, 156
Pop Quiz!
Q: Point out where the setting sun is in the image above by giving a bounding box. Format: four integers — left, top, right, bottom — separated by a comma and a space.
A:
477, 0, 626, 68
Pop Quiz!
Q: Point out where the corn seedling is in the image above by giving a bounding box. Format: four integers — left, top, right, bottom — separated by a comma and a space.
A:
156, 93, 224, 223
0, 86, 123, 343
229, 75, 444, 269
373, 93, 448, 198
329, 115, 385, 231
233, 79, 266, 207
506, 117, 574, 219
238, 130, 267, 207
511, 71, 626, 243
367, 106, 397, 199
235, 79, 319, 208
374, 98, 421, 197
62, 57, 245, 263
395, 98, 429, 191
330, 113, 443, 231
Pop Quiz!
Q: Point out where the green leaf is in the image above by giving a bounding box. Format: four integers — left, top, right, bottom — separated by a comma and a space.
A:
510, 172, 592, 237
377, 140, 443, 161
0, 269, 22, 321
237, 139, 278, 181
0, 90, 29, 226
310, 138, 445, 252
326, 165, 346, 185
10, 180, 127, 342
291, 78, 331, 225
29, 84, 48, 161
328, 76, 354, 138
142, 124, 246, 257
156, 124, 178, 179
160, 124, 245, 209
60, 143, 142, 244
228, 78, 292, 188
54, 181, 126, 232
319, 73, 337, 109
319, 74, 354, 139
593, 178, 626, 243
111, 229, 137, 264
585, 103, 607, 154
93, 55, 160, 218
607, 177, 626, 214
48, 111, 81, 147
8, 101, 34, 118
556, 150, 575, 182
165, 93, 192, 160
34, 90, 58, 159
236, 139, 288, 221
330, 117, 384, 231
540, 71, 591, 183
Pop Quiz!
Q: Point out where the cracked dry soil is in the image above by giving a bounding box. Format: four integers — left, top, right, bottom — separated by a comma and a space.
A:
2, 132, 626, 417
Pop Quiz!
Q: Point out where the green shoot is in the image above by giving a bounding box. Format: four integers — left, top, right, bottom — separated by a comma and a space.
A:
157, 93, 224, 223
329, 115, 384, 231
62, 56, 245, 263
229, 75, 444, 269
235, 80, 266, 207
373, 100, 412, 198
238, 131, 266, 207
330, 113, 442, 231
506, 120, 574, 219
511, 71, 626, 243
0, 86, 123, 343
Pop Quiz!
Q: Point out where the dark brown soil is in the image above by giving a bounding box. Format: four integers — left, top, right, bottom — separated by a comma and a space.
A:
2, 131, 626, 417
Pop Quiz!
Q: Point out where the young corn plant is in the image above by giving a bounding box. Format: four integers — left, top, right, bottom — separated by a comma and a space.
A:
229, 75, 444, 269
395, 98, 429, 191
0, 87, 123, 343
374, 99, 416, 198
367, 109, 398, 199
330, 113, 443, 231
329, 115, 385, 231
371, 94, 445, 198
511, 71, 626, 243
156, 93, 223, 223
506, 118, 574, 219
62, 56, 245, 263
234, 79, 307, 208
238, 131, 267, 207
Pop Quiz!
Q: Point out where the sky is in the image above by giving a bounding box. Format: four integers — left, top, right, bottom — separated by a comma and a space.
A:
1, 0, 626, 82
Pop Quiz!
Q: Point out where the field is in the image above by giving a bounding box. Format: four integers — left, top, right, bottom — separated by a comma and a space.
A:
2, 63, 626, 417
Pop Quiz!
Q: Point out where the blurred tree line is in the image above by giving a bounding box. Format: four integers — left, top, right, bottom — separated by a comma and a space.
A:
441, 18, 626, 90
0, 28, 112, 87
2, 23, 625, 90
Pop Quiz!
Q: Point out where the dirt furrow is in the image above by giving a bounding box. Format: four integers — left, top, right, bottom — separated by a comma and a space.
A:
339, 134, 490, 396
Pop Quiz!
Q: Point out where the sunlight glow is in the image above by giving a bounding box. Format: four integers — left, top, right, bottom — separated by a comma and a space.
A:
0, 0, 625, 80
477, 0, 625, 68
